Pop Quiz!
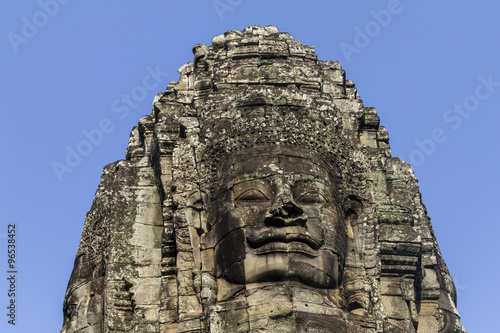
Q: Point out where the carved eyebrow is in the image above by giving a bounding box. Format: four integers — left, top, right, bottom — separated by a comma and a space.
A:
289, 174, 331, 187
289, 174, 317, 184
292, 179, 334, 201
232, 178, 273, 198
296, 191, 329, 204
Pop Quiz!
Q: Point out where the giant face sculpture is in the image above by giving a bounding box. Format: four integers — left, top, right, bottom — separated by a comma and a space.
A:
61, 25, 466, 332
61, 255, 104, 333
207, 147, 347, 290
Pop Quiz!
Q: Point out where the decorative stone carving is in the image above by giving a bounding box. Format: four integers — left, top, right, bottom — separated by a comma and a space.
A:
61, 25, 466, 332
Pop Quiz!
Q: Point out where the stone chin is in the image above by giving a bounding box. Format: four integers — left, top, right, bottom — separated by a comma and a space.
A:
242, 250, 340, 289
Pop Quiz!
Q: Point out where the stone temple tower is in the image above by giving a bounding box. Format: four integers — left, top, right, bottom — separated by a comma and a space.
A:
61, 25, 466, 333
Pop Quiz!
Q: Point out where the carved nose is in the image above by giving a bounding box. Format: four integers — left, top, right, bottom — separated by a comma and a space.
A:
265, 194, 307, 227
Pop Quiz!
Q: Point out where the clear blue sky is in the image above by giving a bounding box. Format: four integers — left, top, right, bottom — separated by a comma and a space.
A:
1, 1, 498, 331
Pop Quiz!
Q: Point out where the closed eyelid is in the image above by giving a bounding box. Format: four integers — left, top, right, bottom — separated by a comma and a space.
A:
233, 178, 272, 198
188, 199, 205, 211
235, 189, 269, 201
296, 191, 328, 204
293, 180, 331, 198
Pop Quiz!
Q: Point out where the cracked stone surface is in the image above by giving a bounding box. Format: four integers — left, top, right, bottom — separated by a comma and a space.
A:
61, 25, 466, 333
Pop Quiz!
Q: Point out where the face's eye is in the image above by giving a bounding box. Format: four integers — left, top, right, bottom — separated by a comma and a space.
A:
235, 189, 269, 202
190, 200, 204, 211
65, 303, 77, 318
296, 191, 328, 204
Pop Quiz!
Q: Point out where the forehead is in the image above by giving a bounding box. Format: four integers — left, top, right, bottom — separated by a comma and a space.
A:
221, 146, 337, 184
232, 154, 331, 181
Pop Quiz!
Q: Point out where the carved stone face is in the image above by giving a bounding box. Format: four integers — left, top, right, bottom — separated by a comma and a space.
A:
61, 280, 103, 333
208, 147, 346, 289
61, 255, 103, 333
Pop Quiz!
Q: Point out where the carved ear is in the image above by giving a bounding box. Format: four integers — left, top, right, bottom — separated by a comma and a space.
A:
344, 196, 363, 240
345, 209, 357, 240
342, 196, 371, 314
186, 190, 209, 234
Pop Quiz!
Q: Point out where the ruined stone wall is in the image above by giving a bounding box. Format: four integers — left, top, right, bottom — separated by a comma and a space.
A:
61, 25, 465, 333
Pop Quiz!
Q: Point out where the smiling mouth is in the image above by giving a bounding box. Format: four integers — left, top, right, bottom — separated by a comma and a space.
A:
246, 227, 323, 256
250, 241, 319, 256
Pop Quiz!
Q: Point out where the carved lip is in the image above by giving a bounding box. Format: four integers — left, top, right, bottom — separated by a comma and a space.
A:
246, 227, 323, 256
250, 241, 319, 256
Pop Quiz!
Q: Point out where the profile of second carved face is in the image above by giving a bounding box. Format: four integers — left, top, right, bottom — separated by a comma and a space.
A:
201, 146, 347, 290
